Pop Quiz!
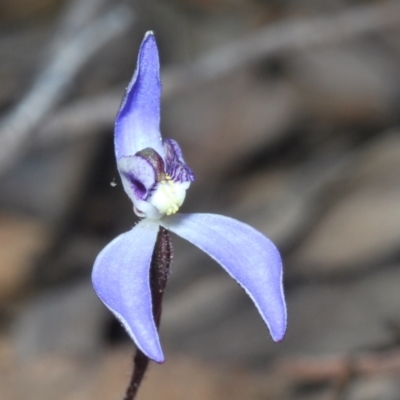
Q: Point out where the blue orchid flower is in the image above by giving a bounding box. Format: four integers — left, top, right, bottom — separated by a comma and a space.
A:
92, 31, 287, 364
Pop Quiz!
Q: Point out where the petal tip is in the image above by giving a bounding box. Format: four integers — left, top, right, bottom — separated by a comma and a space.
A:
138, 339, 165, 363
271, 327, 287, 343
141, 335, 165, 363
140, 31, 158, 58
270, 310, 287, 343
143, 30, 155, 41
139, 31, 159, 66
153, 353, 165, 364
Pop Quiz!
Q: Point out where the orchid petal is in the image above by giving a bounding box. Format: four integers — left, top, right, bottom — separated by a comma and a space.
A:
118, 154, 157, 202
92, 219, 164, 362
115, 31, 164, 160
160, 213, 287, 341
164, 139, 195, 183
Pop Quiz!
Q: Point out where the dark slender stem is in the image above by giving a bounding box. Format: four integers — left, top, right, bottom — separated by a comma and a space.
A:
123, 227, 172, 400
123, 350, 149, 400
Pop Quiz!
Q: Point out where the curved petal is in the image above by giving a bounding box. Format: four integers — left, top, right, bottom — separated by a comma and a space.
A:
115, 31, 164, 160
164, 139, 195, 183
118, 154, 157, 203
160, 213, 287, 341
92, 219, 164, 362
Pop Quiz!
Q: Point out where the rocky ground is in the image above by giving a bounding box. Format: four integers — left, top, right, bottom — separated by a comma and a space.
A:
1, 0, 400, 399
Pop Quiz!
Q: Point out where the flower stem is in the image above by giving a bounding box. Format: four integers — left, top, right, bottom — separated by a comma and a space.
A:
123, 227, 172, 400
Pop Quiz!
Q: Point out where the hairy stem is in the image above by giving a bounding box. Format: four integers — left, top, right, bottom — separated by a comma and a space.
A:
123, 227, 172, 400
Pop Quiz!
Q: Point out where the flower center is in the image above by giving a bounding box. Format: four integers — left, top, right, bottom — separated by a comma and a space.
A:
119, 143, 194, 220
148, 174, 189, 216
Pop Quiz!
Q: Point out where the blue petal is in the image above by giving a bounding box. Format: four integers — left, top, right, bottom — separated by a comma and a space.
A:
164, 139, 195, 183
160, 213, 287, 341
115, 31, 164, 160
118, 154, 157, 203
92, 219, 164, 362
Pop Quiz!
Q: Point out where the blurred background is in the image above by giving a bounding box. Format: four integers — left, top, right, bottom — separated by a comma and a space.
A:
0, 0, 400, 399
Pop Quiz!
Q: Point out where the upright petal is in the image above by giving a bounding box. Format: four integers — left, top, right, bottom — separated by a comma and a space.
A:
164, 139, 195, 183
92, 219, 164, 362
115, 31, 164, 159
160, 213, 287, 341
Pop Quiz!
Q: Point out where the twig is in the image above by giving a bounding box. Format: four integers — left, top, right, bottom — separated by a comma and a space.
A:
37, 0, 400, 145
45, 0, 109, 59
38, 88, 123, 146
161, 1, 400, 97
0, 3, 134, 175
